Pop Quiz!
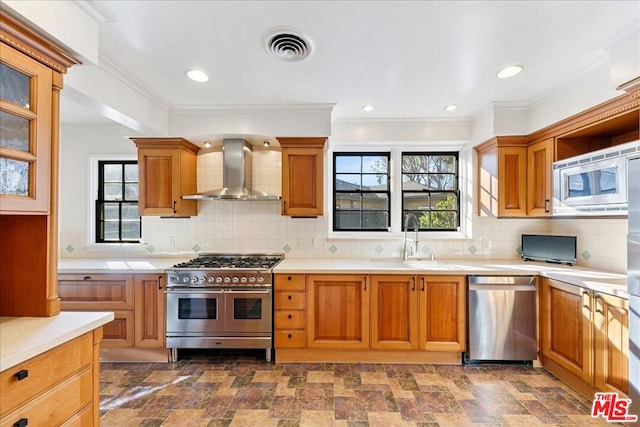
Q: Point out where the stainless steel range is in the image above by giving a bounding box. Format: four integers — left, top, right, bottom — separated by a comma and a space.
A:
165, 253, 283, 362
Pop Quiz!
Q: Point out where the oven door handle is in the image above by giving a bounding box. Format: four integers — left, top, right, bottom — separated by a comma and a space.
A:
223, 289, 271, 294
165, 288, 224, 293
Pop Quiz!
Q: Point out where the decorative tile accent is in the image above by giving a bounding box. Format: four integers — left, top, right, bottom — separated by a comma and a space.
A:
329, 244, 338, 253
375, 245, 384, 254
65, 244, 74, 253
192, 244, 201, 253
516, 245, 522, 254
283, 244, 292, 253
420, 245, 430, 254
468, 245, 477, 254
581, 250, 591, 260
146, 244, 155, 253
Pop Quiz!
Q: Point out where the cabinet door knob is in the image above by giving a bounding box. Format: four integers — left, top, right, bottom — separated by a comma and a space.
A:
287, 295, 292, 300
287, 276, 292, 281
13, 369, 28, 381
13, 418, 28, 427
288, 334, 292, 339
287, 314, 292, 319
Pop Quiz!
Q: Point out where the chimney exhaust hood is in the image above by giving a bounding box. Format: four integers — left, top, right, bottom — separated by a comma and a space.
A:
182, 138, 281, 200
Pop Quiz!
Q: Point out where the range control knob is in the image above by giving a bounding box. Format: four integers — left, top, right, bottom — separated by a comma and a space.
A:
170, 276, 179, 283
224, 277, 231, 284
232, 277, 239, 284
182, 277, 190, 284
249, 277, 256, 283
216, 277, 223, 284
191, 277, 199, 284
240, 277, 248, 284
207, 277, 215, 283
257, 276, 264, 283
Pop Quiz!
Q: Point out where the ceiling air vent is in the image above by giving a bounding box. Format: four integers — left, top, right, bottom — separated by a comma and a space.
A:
262, 27, 313, 62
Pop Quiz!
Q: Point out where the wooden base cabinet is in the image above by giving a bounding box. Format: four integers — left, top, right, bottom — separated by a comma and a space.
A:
540, 278, 629, 398
0, 329, 103, 427
275, 273, 466, 363
59, 273, 166, 350
306, 274, 369, 349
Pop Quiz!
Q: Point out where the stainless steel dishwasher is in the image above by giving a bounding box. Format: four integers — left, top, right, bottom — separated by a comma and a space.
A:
467, 275, 537, 362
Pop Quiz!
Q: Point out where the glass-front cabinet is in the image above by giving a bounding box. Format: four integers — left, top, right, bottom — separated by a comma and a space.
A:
0, 42, 52, 212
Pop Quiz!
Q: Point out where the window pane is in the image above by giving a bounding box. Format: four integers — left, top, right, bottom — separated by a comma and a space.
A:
430, 211, 457, 229
103, 183, 122, 200
0, 157, 29, 195
336, 193, 361, 209
363, 174, 387, 190
0, 63, 30, 109
403, 193, 430, 211
122, 203, 139, 220
336, 211, 361, 229
0, 111, 30, 152
335, 156, 361, 173
431, 193, 457, 210
363, 156, 387, 173
122, 221, 141, 240
124, 183, 138, 201
402, 155, 428, 173
103, 203, 120, 220
336, 174, 361, 189
402, 174, 430, 190
362, 211, 388, 229
124, 164, 138, 182
429, 155, 456, 173
363, 193, 388, 211
103, 222, 120, 241
103, 164, 122, 182
429, 174, 455, 190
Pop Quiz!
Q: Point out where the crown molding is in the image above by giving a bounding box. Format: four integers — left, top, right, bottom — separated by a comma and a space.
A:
170, 103, 336, 114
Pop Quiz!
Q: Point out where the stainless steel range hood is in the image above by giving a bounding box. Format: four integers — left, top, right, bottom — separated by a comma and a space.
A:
182, 139, 281, 200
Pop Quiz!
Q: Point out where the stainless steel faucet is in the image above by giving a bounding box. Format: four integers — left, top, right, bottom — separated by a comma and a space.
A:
402, 213, 419, 261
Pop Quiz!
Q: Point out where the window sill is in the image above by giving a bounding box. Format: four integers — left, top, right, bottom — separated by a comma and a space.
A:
84, 243, 145, 252
327, 230, 470, 241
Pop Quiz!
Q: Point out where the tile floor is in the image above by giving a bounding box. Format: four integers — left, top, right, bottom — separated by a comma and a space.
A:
99, 350, 619, 426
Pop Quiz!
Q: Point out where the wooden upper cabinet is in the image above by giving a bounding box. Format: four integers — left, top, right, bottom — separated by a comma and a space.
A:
0, 43, 52, 213
0, 11, 80, 317
527, 138, 554, 216
131, 137, 200, 216
277, 137, 326, 217
306, 274, 369, 349
370, 275, 418, 350
476, 136, 528, 217
418, 275, 466, 351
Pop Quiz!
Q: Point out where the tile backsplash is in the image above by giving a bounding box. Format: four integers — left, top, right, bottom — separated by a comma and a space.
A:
60, 150, 628, 273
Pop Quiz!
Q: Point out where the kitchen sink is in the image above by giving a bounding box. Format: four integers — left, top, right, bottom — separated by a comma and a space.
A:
403, 260, 441, 269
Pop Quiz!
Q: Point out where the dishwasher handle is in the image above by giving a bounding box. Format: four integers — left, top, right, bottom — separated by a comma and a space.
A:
468, 283, 536, 291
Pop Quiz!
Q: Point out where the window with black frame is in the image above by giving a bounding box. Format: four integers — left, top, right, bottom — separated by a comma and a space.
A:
333, 152, 390, 231
402, 152, 459, 231
96, 161, 141, 243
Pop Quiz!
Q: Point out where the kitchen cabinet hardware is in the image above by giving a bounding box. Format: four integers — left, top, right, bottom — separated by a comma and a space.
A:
83, 276, 91, 281
288, 334, 292, 339
287, 276, 292, 281
594, 293, 603, 314
13, 369, 28, 381
173, 201, 177, 213
582, 290, 591, 310
13, 418, 28, 427
157, 275, 162, 290
412, 277, 416, 291
288, 314, 292, 319
421, 277, 425, 291
288, 295, 292, 300
544, 199, 550, 213
364, 276, 367, 291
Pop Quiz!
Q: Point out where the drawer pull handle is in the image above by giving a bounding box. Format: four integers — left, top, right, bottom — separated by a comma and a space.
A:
287, 276, 292, 280
13, 418, 28, 427
288, 334, 292, 339
288, 314, 292, 319
287, 295, 292, 300
83, 276, 91, 280
14, 370, 28, 381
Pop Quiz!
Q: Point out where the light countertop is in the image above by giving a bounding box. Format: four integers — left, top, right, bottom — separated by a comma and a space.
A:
58, 257, 190, 274
274, 258, 628, 298
0, 311, 114, 372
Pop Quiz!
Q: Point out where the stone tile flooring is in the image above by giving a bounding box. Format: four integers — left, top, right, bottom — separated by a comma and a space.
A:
99, 350, 618, 426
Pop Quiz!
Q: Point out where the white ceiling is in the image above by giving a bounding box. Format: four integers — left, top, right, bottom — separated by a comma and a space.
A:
60, 0, 639, 125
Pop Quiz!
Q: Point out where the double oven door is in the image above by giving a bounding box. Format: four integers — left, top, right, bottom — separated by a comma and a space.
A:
166, 288, 272, 336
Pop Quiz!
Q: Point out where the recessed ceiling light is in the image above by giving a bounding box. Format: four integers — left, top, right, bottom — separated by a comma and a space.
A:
497, 65, 523, 79
186, 69, 209, 83
362, 105, 374, 112
204, 141, 212, 148
263, 141, 270, 147
444, 104, 458, 112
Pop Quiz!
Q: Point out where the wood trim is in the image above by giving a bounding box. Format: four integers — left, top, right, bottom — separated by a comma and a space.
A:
275, 348, 462, 364
130, 137, 201, 154
528, 89, 640, 143
0, 10, 82, 73
276, 137, 327, 148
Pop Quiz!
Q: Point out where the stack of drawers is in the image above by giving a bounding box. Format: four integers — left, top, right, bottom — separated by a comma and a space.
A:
0, 332, 96, 426
274, 274, 306, 348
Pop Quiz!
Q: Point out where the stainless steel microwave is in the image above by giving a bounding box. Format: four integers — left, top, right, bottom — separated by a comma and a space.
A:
553, 141, 639, 216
